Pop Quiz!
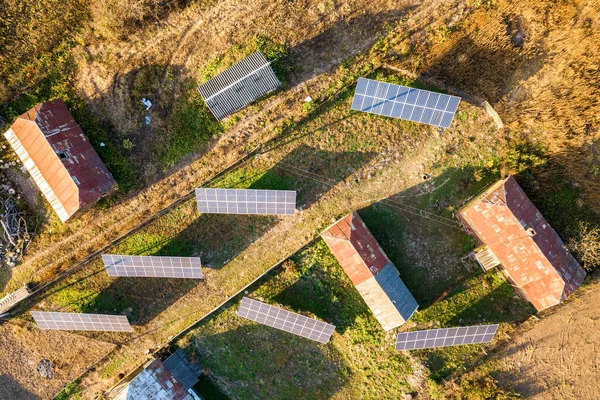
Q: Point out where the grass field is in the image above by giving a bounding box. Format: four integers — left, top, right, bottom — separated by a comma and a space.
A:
176, 209, 532, 398
2, 0, 600, 398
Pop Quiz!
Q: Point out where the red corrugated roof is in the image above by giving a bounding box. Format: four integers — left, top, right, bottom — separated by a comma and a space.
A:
458, 176, 585, 311
9, 100, 117, 220
321, 212, 390, 285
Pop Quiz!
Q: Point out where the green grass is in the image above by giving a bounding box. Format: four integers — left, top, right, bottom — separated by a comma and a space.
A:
54, 379, 84, 400
412, 272, 533, 382
160, 89, 223, 168
182, 240, 415, 399
180, 235, 531, 398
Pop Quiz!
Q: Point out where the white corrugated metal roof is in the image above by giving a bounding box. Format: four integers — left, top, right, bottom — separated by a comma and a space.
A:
198, 51, 281, 120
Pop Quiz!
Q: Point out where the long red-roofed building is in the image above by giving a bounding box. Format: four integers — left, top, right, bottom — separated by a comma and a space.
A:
321, 212, 418, 330
4, 99, 117, 222
457, 176, 586, 311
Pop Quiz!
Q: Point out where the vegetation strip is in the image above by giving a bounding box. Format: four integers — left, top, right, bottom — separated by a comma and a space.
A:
102, 235, 320, 398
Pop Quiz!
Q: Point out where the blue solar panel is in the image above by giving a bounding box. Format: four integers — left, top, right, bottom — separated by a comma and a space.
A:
351, 78, 461, 128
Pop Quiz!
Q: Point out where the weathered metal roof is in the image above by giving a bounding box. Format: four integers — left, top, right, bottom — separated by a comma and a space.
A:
163, 350, 201, 391
458, 176, 586, 311
321, 212, 418, 330
198, 51, 281, 120
114, 358, 196, 400
5, 100, 117, 222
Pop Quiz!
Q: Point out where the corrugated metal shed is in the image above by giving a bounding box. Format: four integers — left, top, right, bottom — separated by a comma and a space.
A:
198, 51, 281, 120
163, 350, 201, 391
4, 100, 117, 222
321, 212, 418, 330
457, 176, 586, 311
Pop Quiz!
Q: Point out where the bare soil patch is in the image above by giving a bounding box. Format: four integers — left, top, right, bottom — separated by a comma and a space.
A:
498, 277, 600, 399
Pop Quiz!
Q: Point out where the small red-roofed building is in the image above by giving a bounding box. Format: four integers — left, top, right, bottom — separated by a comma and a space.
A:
4, 99, 117, 222
457, 176, 586, 311
321, 212, 418, 330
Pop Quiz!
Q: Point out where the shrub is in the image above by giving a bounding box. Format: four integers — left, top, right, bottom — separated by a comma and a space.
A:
568, 221, 600, 270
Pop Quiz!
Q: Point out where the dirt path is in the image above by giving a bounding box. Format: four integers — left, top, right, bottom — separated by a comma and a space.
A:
498, 277, 600, 399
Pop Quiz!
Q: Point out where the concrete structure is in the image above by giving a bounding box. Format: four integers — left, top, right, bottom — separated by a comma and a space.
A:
458, 176, 586, 311
321, 212, 418, 330
4, 99, 116, 222
113, 351, 201, 400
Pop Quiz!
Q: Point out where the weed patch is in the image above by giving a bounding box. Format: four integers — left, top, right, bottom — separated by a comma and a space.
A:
54, 379, 84, 400
160, 90, 222, 168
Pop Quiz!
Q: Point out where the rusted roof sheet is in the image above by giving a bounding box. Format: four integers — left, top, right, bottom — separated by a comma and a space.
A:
458, 176, 586, 311
321, 213, 390, 284
114, 358, 195, 400
5, 100, 116, 221
322, 212, 418, 330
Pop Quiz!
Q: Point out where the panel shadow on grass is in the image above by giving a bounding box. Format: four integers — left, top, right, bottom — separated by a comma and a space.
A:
289, 7, 418, 85
421, 35, 544, 107
356, 166, 493, 308
192, 144, 376, 268
193, 324, 349, 400
0, 373, 41, 400
256, 144, 378, 211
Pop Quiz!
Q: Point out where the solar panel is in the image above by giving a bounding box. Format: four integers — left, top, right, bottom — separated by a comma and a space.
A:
31, 311, 133, 332
195, 188, 296, 215
237, 297, 335, 344
395, 324, 499, 351
198, 52, 281, 120
351, 77, 461, 128
101, 255, 203, 279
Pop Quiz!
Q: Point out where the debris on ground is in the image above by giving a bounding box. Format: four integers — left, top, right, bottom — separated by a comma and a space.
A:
0, 185, 33, 267
37, 359, 55, 379
142, 98, 153, 110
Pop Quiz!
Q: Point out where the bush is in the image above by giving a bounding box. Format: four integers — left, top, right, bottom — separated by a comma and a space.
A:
568, 221, 600, 270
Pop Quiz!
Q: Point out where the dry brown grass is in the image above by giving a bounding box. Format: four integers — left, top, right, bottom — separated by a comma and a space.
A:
390, 0, 600, 210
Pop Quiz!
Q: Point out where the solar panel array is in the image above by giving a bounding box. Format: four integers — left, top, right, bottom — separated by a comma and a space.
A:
101, 255, 203, 279
31, 311, 133, 332
198, 52, 281, 120
395, 324, 498, 351
237, 297, 335, 344
351, 77, 461, 128
195, 188, 296, 215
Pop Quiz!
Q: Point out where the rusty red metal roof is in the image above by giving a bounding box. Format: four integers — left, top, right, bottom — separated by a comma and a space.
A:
321, 212, 390, 285
458, 176, 586, 311
7, 100, 117, 221
321, 212, 418, 329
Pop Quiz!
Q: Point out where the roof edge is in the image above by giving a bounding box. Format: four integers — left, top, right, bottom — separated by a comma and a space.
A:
320, 212, 354, 239
457, 176, 511, 216
4, 127, 76, 222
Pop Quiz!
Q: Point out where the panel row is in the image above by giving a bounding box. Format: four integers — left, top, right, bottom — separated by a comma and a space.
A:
237, 297, 335, 344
